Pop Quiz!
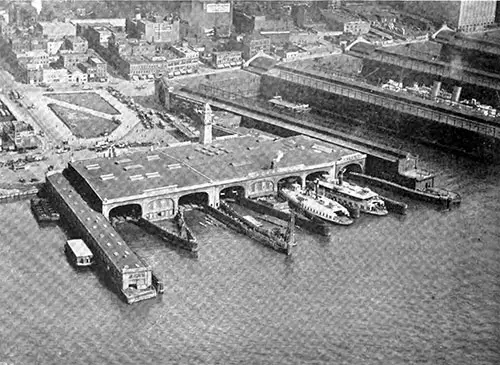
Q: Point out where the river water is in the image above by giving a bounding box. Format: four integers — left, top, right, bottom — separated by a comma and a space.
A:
0, 140, 499, 365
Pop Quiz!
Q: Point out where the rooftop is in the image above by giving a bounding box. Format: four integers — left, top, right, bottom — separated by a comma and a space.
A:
321, 10, 365, 23
70, 134, 358, 202
37, 21, 76, 34
47, 173, 147, 271
123, 50, 188, 64
69, 18, 126, 27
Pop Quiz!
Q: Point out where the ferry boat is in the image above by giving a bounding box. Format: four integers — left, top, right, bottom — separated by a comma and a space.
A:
65, 239, 94, 267
314, 179, 388, 216
280, 184, 353, 226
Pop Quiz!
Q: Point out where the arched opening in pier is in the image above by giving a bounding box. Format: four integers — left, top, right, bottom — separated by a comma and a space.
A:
109, 204, 142, 223
340, 163, 363, 177
305, 171, 330, 190
277, 176, 302, 190
178, 192, 209, 208
219, 186, 245, 201
306, 171, 330, 183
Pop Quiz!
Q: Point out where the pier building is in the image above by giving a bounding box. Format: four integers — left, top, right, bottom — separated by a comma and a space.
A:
46, 172, 157, 304
66, 134, 366, 222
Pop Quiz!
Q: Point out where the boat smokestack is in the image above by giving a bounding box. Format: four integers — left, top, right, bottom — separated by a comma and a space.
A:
431, 81, 441, 100
451, 86, 462, 103
338, 169, 344, 185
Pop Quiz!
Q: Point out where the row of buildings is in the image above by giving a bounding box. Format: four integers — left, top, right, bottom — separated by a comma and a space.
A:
1, 19, 109, 84
0, 119, 39, 152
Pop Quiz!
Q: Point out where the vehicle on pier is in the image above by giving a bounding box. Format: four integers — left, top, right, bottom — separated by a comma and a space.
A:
280, 183, 353, 226
65, 239, 94, 267
312, 176, 388, 216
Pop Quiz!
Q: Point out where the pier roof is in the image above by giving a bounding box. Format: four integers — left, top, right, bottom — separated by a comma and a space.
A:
70, 135, 359, 202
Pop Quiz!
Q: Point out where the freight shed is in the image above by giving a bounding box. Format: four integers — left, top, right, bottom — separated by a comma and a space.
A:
66, 134, 366, 222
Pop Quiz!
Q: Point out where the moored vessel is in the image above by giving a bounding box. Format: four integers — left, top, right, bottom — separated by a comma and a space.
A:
348, 172, 461, 207
204, 201, 296, 255
65, 239, 94, 267
279, 183, 353, 226
30, 197, 60, 222
237, 195, 332, 236
313, 177, 388, 216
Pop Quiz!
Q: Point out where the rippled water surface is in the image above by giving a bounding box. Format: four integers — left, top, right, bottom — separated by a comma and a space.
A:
0, 144, 499, 365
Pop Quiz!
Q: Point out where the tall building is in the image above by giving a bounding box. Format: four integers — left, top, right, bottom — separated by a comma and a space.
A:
126, 14, 180, 43
181, 0, 233, 38
403, 0, 496, 33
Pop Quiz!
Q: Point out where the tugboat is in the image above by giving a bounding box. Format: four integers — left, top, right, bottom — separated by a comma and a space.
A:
280, 183, 353, 226
30, 197, 60, 222
313, 172, 388, 216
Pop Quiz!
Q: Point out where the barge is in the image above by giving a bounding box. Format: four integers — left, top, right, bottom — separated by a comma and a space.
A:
237, 196, 331, 236
348, 172, 461, 207
133, 210, 198, 253
30, 197, 60, 222
204, 201, 295, 255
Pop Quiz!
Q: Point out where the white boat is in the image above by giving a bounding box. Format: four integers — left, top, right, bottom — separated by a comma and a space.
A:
315, 178, 388, 216
65, 239, 93, 267
280, 184, 353, 226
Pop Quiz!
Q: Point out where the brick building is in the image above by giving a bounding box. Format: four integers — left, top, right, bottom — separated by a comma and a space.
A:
67, 66, 88, 84
242, 33, 271, 60
126, 15, 180, 43
85, 25, 114, 49
402, 0, 496, 33
60, 52, 88, 68
64, 36, 88, 53
321, 10, 370, 35
42, 67, 68, 84
3, 120, 38, 150
211, 50, 242, 68
15, 49, 50, 69
78, 56, 108, 82
118, 50, 199, 80
181, 0, 233, 38
36, 21, 76, 38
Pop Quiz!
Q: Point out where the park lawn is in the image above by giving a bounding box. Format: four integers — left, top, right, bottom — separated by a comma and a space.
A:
48, 103, 119, 139
46, 92, 120, 115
